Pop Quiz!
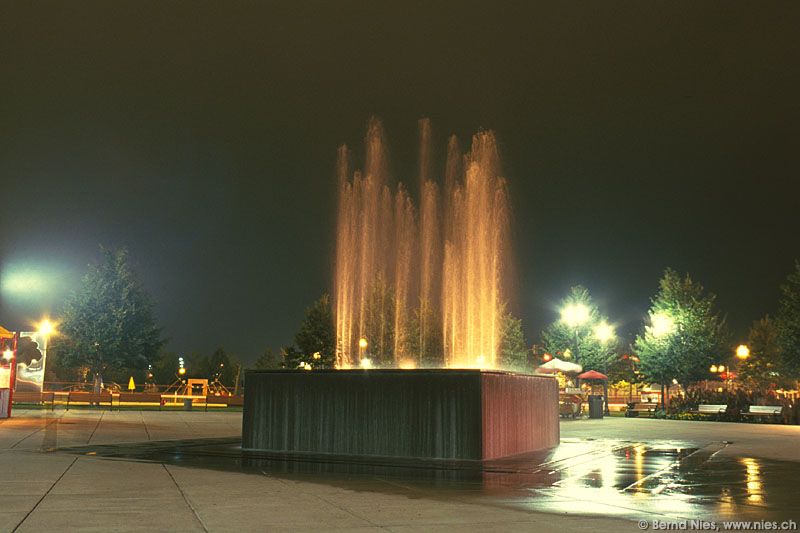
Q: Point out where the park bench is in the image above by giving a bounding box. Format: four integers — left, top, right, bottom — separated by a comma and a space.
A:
689, 404, 728, 416
627, 402, 657, 417
743, 405, 783, 422
11, 391, 55, 408
204, 395, 245, 411
117, 392, 164, 410
66, 391, 113, 409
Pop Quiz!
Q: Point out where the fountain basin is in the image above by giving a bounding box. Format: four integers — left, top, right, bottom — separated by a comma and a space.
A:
242, 369, 559, 461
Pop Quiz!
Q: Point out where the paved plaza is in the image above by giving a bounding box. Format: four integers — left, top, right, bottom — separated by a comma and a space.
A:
1, 409, 798, 532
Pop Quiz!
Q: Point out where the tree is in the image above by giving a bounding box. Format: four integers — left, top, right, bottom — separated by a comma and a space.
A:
254, 348, 281, 369
541, 286, 619, 373
635, 269, 728, 404
52, 247, 163, 384
207, 347, 235, 386
281, 345, 305, 369
739, 316, 784, 397
498, 312, 529, 372
294, 294, 336, 368
776, 261, 800, 379
405, 305, 443, 367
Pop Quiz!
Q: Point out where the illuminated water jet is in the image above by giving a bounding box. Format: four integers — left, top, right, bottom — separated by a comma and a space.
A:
334, 118, 511, 369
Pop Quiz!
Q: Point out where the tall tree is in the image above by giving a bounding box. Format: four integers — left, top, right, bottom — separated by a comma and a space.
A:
635, 269, 728, 397
53, 247, 163, 383
541, 286, 619, 373
294, 294, 336, 368
405, 305, 443, 367
498, 312, 529, 372
254, 348, 281, 369
739, 316, 784, 396
776, 261, 800, 379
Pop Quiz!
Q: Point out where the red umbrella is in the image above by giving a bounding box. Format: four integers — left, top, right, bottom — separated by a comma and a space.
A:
577, 370, 608, 380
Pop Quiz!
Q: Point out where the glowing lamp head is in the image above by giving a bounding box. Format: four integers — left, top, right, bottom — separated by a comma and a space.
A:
38, 319, 55, 336
312, 351, 321, 360
560, 303, 590, 328
542, 353, 553, 362
303, 362, 312, 371
736, 344, 750, 360
650, 313, 675, 338
358, 338, 368, 349
594, 322, 615, 343
718, 365, 725, 373
710, 365, 718, 373
178, 367, 186, 376
2, 349, 13, 360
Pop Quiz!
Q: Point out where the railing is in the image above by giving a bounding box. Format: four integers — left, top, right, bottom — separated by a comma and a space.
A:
11, 390, 244, 410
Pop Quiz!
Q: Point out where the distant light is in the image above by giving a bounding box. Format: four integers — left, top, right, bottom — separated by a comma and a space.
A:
303, 362, 312, 371
38, 319, 55, 336
178, 367, 186, 375
561, 303, 590, 328
736, 344, 750, 360
718, 365, 725, 373
358, 338, 368, 349
360, 357, 372, 369
2, 349, 13, 360
593, 322, 615, 343
543, 353, 553, 362
399, 359, 416, 369
650, 313, 675, 338
710, 365, 718, 373
672, 379, 678, 385
312, 352, 321, 360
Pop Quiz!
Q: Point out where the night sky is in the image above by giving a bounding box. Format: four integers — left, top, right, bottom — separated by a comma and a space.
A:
2, 2, 798, 363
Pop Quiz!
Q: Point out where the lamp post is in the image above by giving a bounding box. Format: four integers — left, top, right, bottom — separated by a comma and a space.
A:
358, 338, 370, 369
649, 312, 675, 411
735, 344, 750, 391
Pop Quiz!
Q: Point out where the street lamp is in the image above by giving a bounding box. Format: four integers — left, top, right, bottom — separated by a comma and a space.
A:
736, 344, 750, 360
594, 322, 615, 343
560, 303, 590, 364
650, 313, 675, 338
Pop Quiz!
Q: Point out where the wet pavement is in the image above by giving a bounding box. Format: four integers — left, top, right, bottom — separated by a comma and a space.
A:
58, 435, 799, 522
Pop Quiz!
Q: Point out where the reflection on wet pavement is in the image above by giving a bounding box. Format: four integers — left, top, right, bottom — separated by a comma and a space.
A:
57, 437, 798, 521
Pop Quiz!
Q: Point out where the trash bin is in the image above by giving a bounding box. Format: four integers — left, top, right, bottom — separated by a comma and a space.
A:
183, 398, 193, 411
588, 395, 604, 419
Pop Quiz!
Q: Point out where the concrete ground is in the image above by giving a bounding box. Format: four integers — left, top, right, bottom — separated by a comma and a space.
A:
1, 409, 798, 532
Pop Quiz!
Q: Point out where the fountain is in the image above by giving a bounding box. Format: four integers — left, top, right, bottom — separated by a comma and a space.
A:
243, 119, 558, 461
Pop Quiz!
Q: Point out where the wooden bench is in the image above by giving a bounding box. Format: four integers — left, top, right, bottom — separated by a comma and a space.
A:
11, 391, 55, 407
627, 402, 657, 417
66, 391, 113, 409
689, 404, 728, 416
204, 395, 244, 410
743, 405, 783, 422
117, 392, 164, 409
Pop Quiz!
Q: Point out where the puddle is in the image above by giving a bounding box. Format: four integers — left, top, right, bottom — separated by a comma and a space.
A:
56, 437, 799, 521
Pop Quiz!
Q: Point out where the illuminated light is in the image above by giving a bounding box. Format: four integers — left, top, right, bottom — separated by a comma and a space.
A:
312, 352, 321, 360
398, 359, 416, 369
360, 357, 372, 369
560, 303, 590, 328
710, 365, 718, 373
303, 362, 312, 371
178, 367, 186, 376
542, 353, 553, 362
672, 379, 678, 385
736, 344, 750, 360
650, 313, 675, 338
358, 338, 368, 349
38, 319, 56, 336
593, 322, 615, 343
2, 349, 13, 360
718, 365, 725, 373
562, 348, 572, 360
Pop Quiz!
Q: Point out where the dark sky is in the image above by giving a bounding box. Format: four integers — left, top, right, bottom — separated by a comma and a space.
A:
1, 2, 798, 363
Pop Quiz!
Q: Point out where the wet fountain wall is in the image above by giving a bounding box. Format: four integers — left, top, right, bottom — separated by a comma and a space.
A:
334, 118, 511, 369
243, 370, 559, 460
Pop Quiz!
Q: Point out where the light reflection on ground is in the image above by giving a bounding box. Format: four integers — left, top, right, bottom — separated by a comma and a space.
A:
57, 437, 798, 521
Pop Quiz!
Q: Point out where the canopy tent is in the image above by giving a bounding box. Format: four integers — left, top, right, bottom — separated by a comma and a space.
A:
535, 357, 582, 374
0, 326, 15, 339
576, 370, 608, 380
